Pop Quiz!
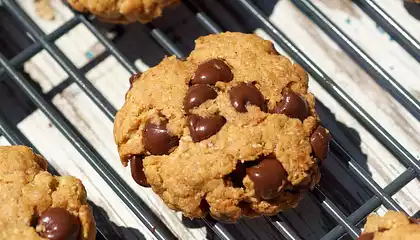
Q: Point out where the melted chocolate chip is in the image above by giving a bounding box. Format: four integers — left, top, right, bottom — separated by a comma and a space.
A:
246, 158, 288, 200
310, 126, 332, 160
410, 218, 420, 224
143, 120, 179, 155
188, 114, 226, 142
126, 73, 142, 98
128, 72, 142, 91
129, 72, 142, 86
191, 59, 233, 85
273, 91, 309, 120
36, 208, 80, 240
184, 85, 217, 112
199, 199, 210, 215
229, 82, 267, 112
357, 232, 374, 240
225, 162, 247, 188
130, 155, 150, 187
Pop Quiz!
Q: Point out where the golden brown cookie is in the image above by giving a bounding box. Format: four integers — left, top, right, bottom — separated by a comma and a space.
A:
358, 211, 420, 240
114, 32, 332, 221
67, 0, 179, 23
0, 146, 96, 240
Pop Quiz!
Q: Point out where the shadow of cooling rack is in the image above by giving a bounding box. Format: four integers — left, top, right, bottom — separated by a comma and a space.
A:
0, 0, 419, 239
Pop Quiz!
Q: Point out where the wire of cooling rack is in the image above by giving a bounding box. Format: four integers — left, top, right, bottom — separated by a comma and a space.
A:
354, 0, 420, 63
291, 0, 420, 122
0, 0, 419, 239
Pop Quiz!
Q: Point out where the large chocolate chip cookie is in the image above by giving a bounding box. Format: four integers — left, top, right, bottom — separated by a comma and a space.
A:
114, 32, 332, 221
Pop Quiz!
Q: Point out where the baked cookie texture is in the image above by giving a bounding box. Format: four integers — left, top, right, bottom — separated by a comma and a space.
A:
0, 146, 96, 240
114, 32, 332, 221
358, 211, 420, 240
67, 0, 179, 23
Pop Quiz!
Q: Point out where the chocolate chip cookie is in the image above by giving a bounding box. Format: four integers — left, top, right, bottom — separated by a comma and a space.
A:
358, 211, 420, 240
114, 32, 332, 221
67, 0, 179, 23
0, 146, 96, 240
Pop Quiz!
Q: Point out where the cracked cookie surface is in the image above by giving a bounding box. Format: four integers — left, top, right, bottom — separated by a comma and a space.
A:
0, 146, 95, 240
114, 32, 331, 221
67, 0, 179, 23
358, 211, 420, 240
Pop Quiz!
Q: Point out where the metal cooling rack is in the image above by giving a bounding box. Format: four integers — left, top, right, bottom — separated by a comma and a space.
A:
0, 0, 419, 239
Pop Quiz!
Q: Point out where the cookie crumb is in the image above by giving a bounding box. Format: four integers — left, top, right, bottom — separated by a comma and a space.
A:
34, 0, 55, 21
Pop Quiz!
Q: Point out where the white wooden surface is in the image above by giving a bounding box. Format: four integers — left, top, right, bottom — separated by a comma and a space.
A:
1, 0, 419, 239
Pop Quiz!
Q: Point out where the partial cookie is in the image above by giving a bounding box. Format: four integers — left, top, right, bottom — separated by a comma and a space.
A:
0, 146, 96, 240
67, 0, 179, 23
114, 32, 332, 221
358, 211, 420, 240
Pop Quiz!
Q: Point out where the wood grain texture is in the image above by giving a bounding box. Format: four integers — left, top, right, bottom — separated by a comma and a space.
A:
1, 0, 418, 239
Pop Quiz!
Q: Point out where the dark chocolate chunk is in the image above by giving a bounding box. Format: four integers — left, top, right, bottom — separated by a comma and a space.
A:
273, 91, 309, 120
36, 208, 80, 240
143, 120, 179, 155
229, 82, 266, 112
357, 232, 374, 240
246, 158, 288, 200
310, 126, 332, 160
184, 84, 217, 112
188, 114, 226, 142
191, 59, 233, 85
130, 155, 150, 187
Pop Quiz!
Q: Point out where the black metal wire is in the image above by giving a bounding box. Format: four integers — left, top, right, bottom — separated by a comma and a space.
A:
0, 114, 30, 146
0, 17, 80, 78
0, 0, 419, 239
292, 0, 420, 122
3, 0, 117, 121
329, 140, 404, 212
76, 15, 138, 74
354, 0, 420, 63
182, 0, 223, 33
146, 23, 186, 59
323, 168, 417, 239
